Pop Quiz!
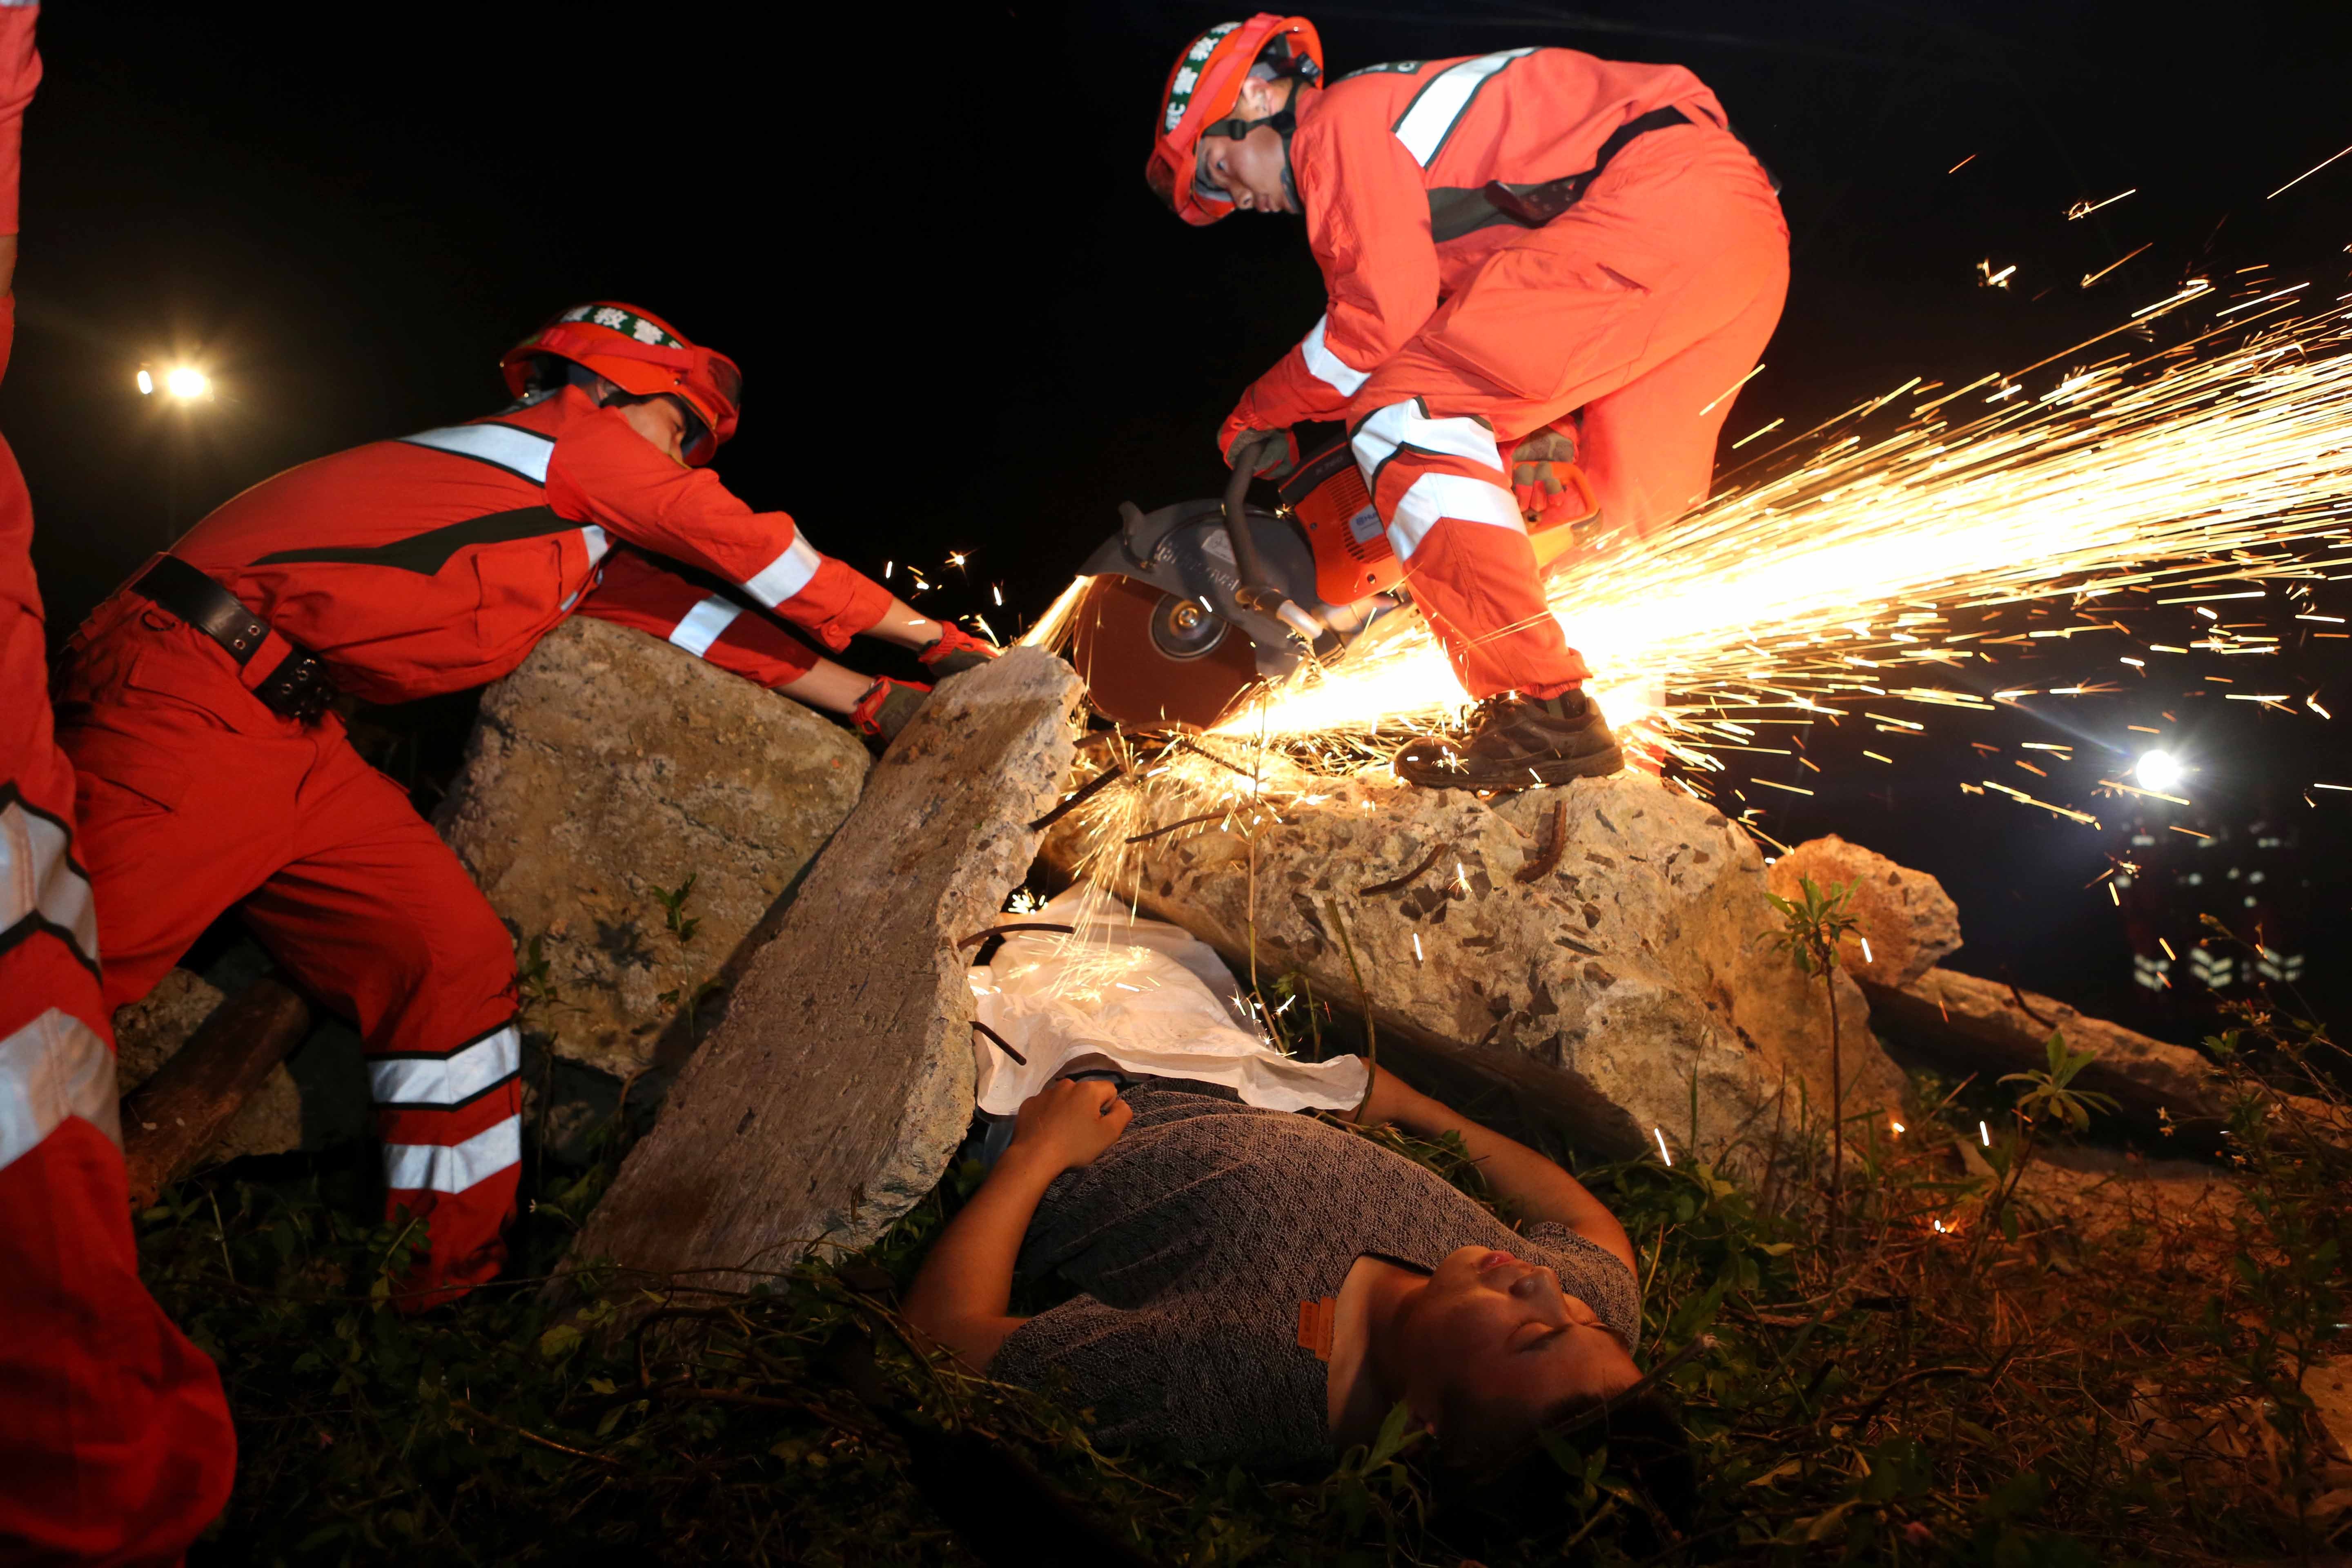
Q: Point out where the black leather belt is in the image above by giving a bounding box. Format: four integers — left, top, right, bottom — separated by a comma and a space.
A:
131, 555, 337, 722
1479, 106, 1697, 227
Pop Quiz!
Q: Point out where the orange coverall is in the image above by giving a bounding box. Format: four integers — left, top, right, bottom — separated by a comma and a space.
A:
55, 385, 892, 1306
0, 5, 240, 1559
1225, 48, 1788, 699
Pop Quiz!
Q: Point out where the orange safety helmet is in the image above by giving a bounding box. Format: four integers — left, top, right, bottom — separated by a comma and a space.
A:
1145, 13, 1322, 227
500, 303, 743, 466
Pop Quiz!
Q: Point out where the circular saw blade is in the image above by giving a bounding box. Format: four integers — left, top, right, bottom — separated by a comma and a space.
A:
1065, 575, 1262, 731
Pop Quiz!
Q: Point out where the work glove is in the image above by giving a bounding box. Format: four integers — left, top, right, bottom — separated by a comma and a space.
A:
1217, 406, 1299, 484
918, 622, 1000, 677
1509, 430, 1588, 527
851, 676, 932, 743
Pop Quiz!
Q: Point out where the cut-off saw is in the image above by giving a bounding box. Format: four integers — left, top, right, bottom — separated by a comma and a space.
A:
1065, 431, 1600, 730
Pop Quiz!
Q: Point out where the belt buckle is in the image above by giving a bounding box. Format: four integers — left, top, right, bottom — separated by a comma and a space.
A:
255, 653, 336, 723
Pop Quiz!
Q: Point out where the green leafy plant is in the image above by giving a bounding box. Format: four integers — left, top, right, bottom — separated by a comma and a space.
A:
1972, 1030, 2120, 1261
514, 932, 558, 1011
650, 873, 702, 945
1765, 875, 1861, 1208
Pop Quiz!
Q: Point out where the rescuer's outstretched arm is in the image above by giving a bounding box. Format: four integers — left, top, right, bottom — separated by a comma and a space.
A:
578, 548, 983, 714
546, 412, 928, 656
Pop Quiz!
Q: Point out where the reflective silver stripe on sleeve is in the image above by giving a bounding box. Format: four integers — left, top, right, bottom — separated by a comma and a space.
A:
742, 531, 825, 608
667, 594, 744, 659
1385, 472, 1526, 559
399, 423, 556, 484
1301, 314, 1370, 397
558, 527, 613, 613
0, 1008, 121, 1172
381, 1114, 523, 1194
366, 1024, 521, 1108
1392, 49, 1537, 167
0, 796, 99, 968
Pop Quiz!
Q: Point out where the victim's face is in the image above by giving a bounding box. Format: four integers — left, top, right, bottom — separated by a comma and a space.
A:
1395, 1245, 1640, 1454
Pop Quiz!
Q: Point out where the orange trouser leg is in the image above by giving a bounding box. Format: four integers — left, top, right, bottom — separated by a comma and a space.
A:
1350, 124, 1788, 699
242, 745, 523, 1312
58, 602, 521, 1312
3, 444, 236, 1558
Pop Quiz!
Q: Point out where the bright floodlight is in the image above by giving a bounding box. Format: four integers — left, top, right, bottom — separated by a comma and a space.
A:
135, 368, 154, 395
163, 366, 209, 400
2136, 749, 2184, 791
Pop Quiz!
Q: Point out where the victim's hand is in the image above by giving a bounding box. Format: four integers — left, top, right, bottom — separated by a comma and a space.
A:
1009, 1078, 1133, 1174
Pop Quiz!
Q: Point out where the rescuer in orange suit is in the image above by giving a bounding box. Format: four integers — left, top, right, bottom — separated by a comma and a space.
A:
52, 304, 996, 1309
1148, 16, 1788, 788
0, 4, 241, 1559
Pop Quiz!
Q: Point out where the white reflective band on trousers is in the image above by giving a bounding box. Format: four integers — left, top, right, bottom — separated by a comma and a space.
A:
1392, 48, 1537, 167
0, 1007, 120, 1173
366, 1024, 521, 1108
382, 1115, 523, 1194
667, 594, 744, 659
1350, 401, 1521, 558
1300, 314, 1370, 398
0, 794, 100, 969
1350, 400, 1507, 475
399, 422, 557, 485
742, 530, 824, 609
1384, 474, 1526, 558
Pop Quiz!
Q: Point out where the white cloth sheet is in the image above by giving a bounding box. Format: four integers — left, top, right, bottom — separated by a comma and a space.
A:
969, 885, 1369, 1117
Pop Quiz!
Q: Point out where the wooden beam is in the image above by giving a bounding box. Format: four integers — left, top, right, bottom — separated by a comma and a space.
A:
558, 649, 1081, 1314
1862, 966, 2345, 1145
120, 977, 311, 1207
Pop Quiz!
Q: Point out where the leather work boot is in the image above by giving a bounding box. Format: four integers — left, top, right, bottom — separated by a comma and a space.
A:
1391, 688, 1623, 790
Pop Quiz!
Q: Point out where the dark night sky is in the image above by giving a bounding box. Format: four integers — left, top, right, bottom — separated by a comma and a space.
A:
13, 2, 2351, 1034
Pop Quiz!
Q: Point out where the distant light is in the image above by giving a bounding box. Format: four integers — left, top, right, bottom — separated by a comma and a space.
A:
135, 368, 154, 396
2136, 749, 2185, 791
1890, 1120, 1905, 1135
164, 367, 210, 401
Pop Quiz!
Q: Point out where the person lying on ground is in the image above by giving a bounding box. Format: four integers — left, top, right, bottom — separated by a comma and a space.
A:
902, 1064, 1649, 1472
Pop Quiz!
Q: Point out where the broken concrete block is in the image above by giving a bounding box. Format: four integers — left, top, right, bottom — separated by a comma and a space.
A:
435, 614, 871, 1080
1042, 753, 1908, 1164
1768, 833, 1963, 989
561, 648, 1083, 1308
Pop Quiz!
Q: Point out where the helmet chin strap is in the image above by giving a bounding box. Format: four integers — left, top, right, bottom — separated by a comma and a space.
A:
1201, 106, 1301, 209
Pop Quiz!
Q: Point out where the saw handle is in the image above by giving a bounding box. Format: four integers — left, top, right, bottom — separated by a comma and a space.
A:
1118, 501, 1154, 567
1223, 433, 1307, 625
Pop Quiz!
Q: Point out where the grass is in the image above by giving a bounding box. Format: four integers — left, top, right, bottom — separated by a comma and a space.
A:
139, 965, 2348, 1565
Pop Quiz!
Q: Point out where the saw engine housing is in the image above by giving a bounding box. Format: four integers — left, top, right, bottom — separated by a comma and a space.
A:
1068, 435, 1598, 730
